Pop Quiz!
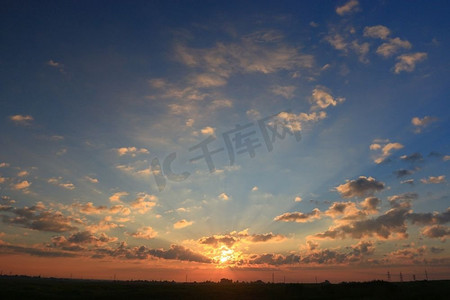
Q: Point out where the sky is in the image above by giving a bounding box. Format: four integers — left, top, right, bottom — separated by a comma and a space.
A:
0, 0, 449, 283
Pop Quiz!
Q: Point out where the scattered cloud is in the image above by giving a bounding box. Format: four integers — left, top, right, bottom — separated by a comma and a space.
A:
218, 193, 230, 201
335, 176, 385, 198
363, 25, 390, 40
48, 177, 75, 190
421, 175, 446, 184
130, 226, 158, 239
336, 0, 360, 16
376, 38, 412, 57
271, 85, 296, 99
274, 209, 321, 223
294, 196, 302, 202
394, 52, 427, 73
9, 115, 33, 126
116, 147, 149, 157
370, 140, 404, 164
174, 219, 193, 229
411, 116, 438, 133
109, 191, 129, 203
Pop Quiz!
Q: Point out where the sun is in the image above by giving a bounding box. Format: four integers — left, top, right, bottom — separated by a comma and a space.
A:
214, 247, 235, 265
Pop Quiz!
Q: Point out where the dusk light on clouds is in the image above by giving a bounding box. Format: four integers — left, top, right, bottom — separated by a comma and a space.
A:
0, 0, 449, 283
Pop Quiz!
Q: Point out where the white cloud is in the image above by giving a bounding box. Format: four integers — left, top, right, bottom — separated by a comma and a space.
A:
109, 191, 129, 203
192, 73, 227, 87
363, 25, 391, 40
48, 177, 75, 190
200, 126, 215, 136
12, 180, 31, 190
369, 140, 404, 164
9, 115, 33, 125
17, 171, 29, 177
294, 196, 302, 202
219, 193, 230, 201
421, 175, 446, 184
394, 52, 427, 73
411, 116, 438, 133
336, 0, 360, 16
174, 219, 193, 229
116, 147, 149, 157
271, 85, 296, 99
377, 37, 412, 57
246, 109, 261, 120
310, 87, 345, 110
85, 176, 99, 183
131, 226, 158, 239
252, 186, 258, 192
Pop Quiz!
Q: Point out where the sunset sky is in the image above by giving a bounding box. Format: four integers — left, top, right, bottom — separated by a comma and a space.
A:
1, 0, 449, 282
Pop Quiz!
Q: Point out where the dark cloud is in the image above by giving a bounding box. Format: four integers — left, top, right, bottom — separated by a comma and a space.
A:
94, 242, 212, 263
430, 246, 445, 254
1, 204, 78, 232
360, 197, 381, 213
247, 253, 300, 265
0, 244, 77, 257
314, 201, 411, 239
274, 209, 321, 222
335, 176, 385, 198
199, 235, 237, 248
394, 169, 414, 178
400, 152, 423, 163
249, 233, 285, 243
422, 225, 450, 239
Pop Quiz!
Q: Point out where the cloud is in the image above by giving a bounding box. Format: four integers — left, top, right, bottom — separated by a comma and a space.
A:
1, 204, 77, 232
411, 116, 438, 133
93, 242, 212, 263
0, 162, 10, 168
0, 244, 76, 258
294, 196, 302, 202
52, 231, 117, 249
84, 176, 99, 183
376, 38, 412, 57
422, 225, 450, 240
394, 52, 427, 73
370, 140, 404, 164
174, 219, 193, 229
116, 147, 149, 157
444, 155, 450, 161
274, 111, 327, 133
401, 179, 415, 185
247, 253, 300, 265
218, 193, 230, 201
246, 109, 261, 120
9, 114, 33, 125
274, 209, 321, 223
336, 0, 360, 16
252, 186, 259, 192
363, 25, 391, 40
335, 176, 385, 198
75, 202, 107, 215
191, 73, 227, 87
200, 126, 215, 136
48, 177, 75, 190
131, 193, 157, 214
360, 197, 381, 214
421, 175, 446, 184
393, 169, 415, 178
310, 87, 345, 110
174, 33, 314, 78
271, 85, 296, 99
130, 226, 158, 239
109, 205, 131, 216
400, 152, 423, 163
12, 180, 31, 190
109, 191, 129, 203
314, 201, 411, 240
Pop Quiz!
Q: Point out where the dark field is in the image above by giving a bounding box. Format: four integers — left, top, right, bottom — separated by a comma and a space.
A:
0, 276, 448, 299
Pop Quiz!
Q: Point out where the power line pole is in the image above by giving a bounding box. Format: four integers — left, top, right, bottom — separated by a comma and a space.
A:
425, 269, 428, 281
399, 272, 403, 282
387, 271, 391, 281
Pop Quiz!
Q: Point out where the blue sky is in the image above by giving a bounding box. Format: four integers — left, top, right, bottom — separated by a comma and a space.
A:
0, 0, 449, 281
